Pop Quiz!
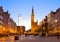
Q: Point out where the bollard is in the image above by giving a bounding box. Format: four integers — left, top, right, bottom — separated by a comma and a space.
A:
15, 35, 19, 40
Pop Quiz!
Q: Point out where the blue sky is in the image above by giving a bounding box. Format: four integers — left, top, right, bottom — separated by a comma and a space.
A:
0, 0, 60, 30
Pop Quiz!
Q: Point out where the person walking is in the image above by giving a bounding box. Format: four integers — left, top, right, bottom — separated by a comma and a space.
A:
57, 32, 59, 39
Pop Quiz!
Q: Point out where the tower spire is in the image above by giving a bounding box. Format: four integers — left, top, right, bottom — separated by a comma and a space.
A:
31, 6, 34, 22
32, 6, 34, 16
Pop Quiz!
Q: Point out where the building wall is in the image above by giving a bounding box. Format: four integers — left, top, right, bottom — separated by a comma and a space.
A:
0, 7, 10, 33
17, 26, 25, 34
46, 8, 60, 33
31, 22, 38, 33
0, 6, 17, 34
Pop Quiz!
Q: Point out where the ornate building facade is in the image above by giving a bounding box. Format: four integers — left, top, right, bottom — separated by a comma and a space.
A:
39, 8, 60, 34
0, 6, 17, 34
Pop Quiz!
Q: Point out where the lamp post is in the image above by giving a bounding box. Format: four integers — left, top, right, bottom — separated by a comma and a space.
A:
41, 21, 44, 36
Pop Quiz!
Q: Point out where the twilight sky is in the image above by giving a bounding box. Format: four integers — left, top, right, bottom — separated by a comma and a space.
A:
0, 0, 60, 30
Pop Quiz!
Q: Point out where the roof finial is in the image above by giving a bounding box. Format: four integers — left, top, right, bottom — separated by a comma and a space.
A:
32, 6, 34, 13
0, 6, 3, 12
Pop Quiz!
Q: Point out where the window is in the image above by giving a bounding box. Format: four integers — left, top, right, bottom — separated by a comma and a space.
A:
0, 15, 3, 19
0, 20, 3, 24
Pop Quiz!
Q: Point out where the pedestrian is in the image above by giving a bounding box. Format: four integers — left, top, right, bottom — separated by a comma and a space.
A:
57, 33, 59, 39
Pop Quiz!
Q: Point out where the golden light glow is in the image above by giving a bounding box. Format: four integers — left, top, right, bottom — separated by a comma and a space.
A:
55, 19, 57, 22
3, 28, 5, 30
